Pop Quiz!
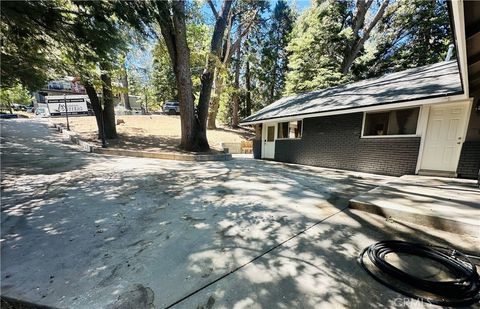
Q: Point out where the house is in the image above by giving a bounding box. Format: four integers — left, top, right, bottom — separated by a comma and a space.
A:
34, 77, 87, 104
241, 1, 479, 179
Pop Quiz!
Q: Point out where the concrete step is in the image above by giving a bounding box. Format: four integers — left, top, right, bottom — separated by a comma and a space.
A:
417, 169, 456, 178
349, 175, 480, 237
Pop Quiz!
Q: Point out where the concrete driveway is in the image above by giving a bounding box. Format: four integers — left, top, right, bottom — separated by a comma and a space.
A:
1, 119, 477, 309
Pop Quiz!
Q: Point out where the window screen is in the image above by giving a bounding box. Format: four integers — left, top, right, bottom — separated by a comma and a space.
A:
364, 108, 419, 136
267, 126, 275, 141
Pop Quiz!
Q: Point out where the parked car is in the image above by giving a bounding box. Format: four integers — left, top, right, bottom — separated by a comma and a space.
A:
12, 104, 27, 111
34, 107, 50, 118
0, 113, 19, 119
163, 101, 180, 115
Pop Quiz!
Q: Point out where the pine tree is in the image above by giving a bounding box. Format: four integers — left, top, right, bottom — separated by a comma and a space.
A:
365, 0, 453, 77
258, 0, 294, 105
284, 0, 389, 95
284, 1, 348, 94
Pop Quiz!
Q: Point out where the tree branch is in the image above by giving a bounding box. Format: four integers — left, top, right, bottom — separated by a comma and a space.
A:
341, 0, 390, 74
222, 10, 235, 64
227, 9, 259, 62
154, 1, 178, 66
207, 0, 219, 19
361, 0, 389, 43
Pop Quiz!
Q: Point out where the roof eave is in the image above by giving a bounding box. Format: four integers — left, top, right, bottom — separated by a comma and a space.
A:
240, 91, 466, 125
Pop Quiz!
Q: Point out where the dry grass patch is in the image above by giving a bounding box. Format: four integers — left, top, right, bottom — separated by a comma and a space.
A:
52, 114, 254, 153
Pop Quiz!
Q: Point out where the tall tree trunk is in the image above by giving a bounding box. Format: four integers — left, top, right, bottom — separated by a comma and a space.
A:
170, 1, 202, 150
231, 23, 241, 128
208, 69, 223, 129
155, 1, 196, 150
269, 60, 277, 103
121, 61, 131, 110
174, 60, 196, 149
245, 54, 252, 116
100, 65, 117, 139
206, 5, 258, 130
155, 0, 233, 151
195, 0, 233, 149
172, 3, 197, 150
340, 0, 389, 74
84, 80, 105, 140
144, 87, 148, 114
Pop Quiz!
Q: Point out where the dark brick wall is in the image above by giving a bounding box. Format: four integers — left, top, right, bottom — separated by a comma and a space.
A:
253, 139, 262, 159
274, 113, 421, 176
457, 141, 480, 179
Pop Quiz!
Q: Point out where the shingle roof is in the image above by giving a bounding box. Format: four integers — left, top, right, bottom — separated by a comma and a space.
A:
241, 60, 463, 124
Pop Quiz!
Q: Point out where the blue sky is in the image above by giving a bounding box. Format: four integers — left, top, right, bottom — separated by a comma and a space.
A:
292, 0, 313, 12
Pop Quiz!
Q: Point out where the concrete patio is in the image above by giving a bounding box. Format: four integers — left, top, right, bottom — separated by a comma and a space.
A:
349, 175, 480, 237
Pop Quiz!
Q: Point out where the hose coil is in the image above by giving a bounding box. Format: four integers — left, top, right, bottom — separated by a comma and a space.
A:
359, 240, 480, 307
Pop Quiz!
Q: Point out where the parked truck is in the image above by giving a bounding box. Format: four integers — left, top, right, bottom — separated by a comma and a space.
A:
45, 95, 90, 116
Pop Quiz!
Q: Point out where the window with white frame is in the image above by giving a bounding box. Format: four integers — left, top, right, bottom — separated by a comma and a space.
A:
363, 107, 419, 137
277, 120, 303, 139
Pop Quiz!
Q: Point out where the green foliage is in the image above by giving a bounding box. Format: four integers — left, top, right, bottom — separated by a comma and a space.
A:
0, 84, 33, 111
188, 23, 212, 95
0, 1, 71, 89
1, 0, 146, 90
152, 39, 177, 105
151, 22, 211, 105
284, 1, 353, 95
365, 0, 453, 77
218, 74, 236, 124
256, 0, 295, 105
284, 0, 453, 95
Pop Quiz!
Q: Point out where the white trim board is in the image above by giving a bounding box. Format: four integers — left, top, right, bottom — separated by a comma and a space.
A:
450, 0, 470, 98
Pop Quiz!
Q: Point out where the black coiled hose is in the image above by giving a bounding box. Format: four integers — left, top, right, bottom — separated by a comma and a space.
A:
359, 240, 480, 307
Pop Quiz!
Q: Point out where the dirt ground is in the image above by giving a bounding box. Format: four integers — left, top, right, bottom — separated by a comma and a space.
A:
51, 114, 254, 153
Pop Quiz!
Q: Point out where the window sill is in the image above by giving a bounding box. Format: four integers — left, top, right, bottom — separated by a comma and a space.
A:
276, 137, 302, 140
361, 134, 419, 139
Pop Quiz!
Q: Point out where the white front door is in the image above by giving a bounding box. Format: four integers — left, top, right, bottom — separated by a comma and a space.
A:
420, 103, 469, 172
262, 124, 276, 159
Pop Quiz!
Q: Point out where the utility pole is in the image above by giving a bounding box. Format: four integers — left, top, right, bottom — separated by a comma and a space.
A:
64, 94, 70, 130
144, 86, 148, 114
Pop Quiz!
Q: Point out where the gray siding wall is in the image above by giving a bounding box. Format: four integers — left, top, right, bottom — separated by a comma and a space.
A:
274, 113, 421, 176
457, 141, 480, 179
